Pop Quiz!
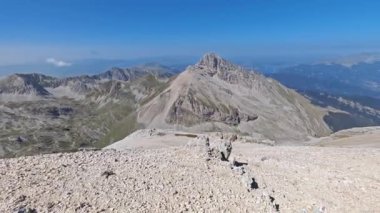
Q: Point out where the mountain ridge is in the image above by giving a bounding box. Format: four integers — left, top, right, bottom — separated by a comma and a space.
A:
0, 63, 176, 99
5, 53, 378, 157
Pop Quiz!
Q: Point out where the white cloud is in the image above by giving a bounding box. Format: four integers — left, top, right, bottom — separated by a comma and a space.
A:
46, 58, 72, 67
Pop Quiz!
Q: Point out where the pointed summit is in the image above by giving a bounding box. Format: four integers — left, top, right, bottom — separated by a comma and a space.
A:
197, 53, 236, 71
138, 52, 331, 142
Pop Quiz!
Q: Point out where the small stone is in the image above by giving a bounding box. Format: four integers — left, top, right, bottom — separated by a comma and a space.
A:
101, 170, 116, 179
14, 195, 27, 204
16, 207, 37, 213
230, 134, 238, 142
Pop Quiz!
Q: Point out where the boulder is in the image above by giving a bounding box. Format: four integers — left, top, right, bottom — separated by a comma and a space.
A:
230, 134, 238, 142
207, 139, 232, 161
218, 140, 232, 161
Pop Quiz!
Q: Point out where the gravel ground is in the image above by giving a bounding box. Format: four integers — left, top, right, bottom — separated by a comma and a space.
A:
0, 138, 379, 212
0, 147, 276, 212
232, 143, 380, 212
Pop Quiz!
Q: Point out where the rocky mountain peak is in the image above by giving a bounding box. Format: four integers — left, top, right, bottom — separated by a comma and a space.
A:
96, 67, 132, 81
0, 74, 51, 96
197, 53, 236, 71
138, 54, 331, 142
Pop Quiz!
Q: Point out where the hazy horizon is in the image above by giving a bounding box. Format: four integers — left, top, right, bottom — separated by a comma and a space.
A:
1, 0, 380, 75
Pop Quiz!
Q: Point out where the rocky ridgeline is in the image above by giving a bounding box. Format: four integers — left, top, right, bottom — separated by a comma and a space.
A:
187, 135, 281, 211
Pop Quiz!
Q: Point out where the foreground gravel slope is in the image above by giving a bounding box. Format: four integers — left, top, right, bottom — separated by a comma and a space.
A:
232, 144, 380, 212
1, 142, 379, 212
0, 147, 276, 212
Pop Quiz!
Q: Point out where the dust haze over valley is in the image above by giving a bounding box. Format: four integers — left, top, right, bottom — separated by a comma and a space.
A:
1, 0, 380, 212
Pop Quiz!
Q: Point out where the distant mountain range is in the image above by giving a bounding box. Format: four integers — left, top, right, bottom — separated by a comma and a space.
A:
322, 53, 380, 67
1, 53, 380, 158
0, 53, 334, 158
0, 63, 177, 99
266, 55, 380, 131
0, 63, 176, 158
0, 57, 193, 77
269, 61, 380, 98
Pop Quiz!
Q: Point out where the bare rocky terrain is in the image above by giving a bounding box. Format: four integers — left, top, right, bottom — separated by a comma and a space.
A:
1, 128, 379, 212
0, 53, 333, 158
0, 53, 379, 212
138, 53, 330, 142
1, 145, 277, 212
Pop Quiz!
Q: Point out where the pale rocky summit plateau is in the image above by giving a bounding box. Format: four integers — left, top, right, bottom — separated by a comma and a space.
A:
1, 128, 379, 212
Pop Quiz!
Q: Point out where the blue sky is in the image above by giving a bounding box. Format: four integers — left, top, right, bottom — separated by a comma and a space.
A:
0, 0, 380, 71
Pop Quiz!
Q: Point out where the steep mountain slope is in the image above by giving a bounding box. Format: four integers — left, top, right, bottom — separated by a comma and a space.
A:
138, 54, 331, 142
